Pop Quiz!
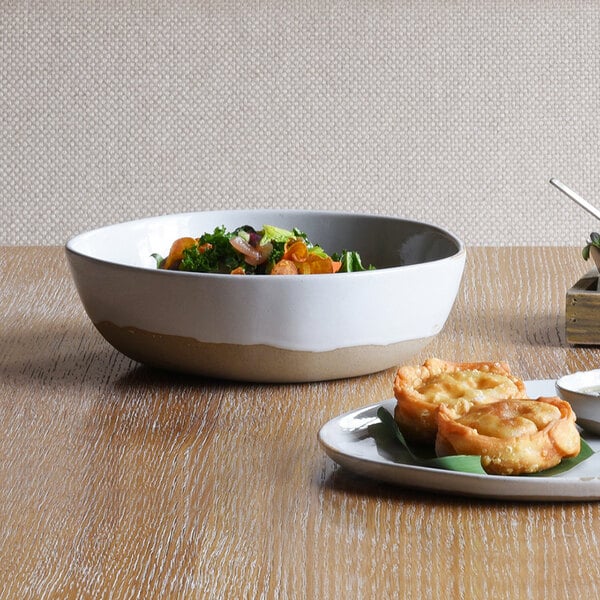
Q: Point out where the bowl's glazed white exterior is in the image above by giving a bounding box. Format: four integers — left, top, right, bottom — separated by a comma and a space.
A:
556, 370, 600, 435
66, 210, 466, 382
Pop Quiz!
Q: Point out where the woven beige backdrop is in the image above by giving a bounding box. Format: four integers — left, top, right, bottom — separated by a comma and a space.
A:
2, 1, 600, 246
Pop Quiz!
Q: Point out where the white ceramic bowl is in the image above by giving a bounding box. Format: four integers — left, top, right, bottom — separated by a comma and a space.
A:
556, 370, 600, 435
66, 210, 466, 382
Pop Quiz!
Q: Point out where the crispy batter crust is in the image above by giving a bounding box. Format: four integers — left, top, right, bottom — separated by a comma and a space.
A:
393, 358, 527, 444
435, 397, 580, 475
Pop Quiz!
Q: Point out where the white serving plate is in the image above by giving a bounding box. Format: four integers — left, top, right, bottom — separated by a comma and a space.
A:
318, 380, 600, 501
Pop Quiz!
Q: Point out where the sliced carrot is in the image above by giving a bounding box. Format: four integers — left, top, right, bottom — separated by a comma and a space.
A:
283, 240, 309, 263
296, 262, 312, 275
230, 266, 246, 275
305, 255, 335, 274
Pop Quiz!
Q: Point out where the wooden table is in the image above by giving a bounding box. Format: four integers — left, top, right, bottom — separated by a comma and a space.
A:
2, 246, 600, 599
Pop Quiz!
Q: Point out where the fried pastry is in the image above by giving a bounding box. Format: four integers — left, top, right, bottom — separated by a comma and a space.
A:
393, 358, 527, 443
435, 397, 580, 475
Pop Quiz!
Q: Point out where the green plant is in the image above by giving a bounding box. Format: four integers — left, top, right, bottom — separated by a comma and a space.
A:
583, 232, 600, 260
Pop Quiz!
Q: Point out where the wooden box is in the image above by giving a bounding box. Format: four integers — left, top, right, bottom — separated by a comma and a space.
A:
566, 270, 600, 345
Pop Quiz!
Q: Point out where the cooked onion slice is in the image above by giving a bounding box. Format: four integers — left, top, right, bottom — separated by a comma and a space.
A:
230, 236, 270, 265
255, 241, 273, 265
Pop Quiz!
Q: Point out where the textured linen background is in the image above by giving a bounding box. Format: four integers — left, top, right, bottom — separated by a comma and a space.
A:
2, 1, 600, 245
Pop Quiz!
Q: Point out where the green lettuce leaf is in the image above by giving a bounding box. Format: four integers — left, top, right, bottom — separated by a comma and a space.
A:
332, 250, 375, 272
260, 224, 295, 245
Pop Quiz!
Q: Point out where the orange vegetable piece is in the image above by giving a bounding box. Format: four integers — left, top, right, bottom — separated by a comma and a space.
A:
162, 237, 198, 270
296, 262, 311, 275
305, 254, 335, 274
230, 266, 246, 275
270, 259, 298, 275
283, 240, 309, 263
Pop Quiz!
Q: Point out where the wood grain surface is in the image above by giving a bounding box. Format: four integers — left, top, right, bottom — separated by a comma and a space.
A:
2, 246, 600, 599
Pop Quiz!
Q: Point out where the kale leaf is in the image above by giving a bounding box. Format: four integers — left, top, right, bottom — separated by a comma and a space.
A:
180, 226, 250, 274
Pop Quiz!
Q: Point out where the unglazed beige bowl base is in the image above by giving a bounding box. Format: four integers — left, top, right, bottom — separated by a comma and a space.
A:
96, 321, 433, 382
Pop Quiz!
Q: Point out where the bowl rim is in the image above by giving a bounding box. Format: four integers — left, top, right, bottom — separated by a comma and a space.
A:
556, 369, 600, 398
65, 208, 466, 278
